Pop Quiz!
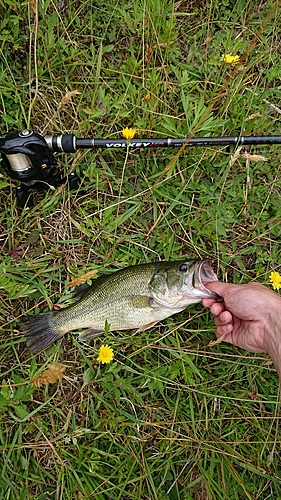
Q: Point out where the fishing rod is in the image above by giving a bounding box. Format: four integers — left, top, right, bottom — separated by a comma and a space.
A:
46, 133, 281, 151
0, 129, 280, 206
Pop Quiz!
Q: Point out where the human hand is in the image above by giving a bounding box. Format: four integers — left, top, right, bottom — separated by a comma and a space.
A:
202, 281, 281, 353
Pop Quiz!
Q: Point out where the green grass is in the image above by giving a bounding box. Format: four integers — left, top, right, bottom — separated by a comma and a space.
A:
1, 0, 281, 498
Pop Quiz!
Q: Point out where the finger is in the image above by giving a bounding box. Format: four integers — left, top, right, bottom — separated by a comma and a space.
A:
205, 281, 236, 297
214, 310, 233, 326
209, 302, 225, 317
202, 298, 217, 307
215, 323, 234, 338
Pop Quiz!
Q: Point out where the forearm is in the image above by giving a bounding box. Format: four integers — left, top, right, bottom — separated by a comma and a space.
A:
264, 300, 281, 381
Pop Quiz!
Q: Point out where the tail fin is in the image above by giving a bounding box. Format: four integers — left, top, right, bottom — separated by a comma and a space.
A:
20, 312, 63, 354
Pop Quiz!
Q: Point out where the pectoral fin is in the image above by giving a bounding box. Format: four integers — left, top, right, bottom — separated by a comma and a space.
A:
78, 328, 104, 342
129, 295, 156, 309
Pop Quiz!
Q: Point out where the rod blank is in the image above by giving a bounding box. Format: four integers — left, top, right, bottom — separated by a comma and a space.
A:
44, 134, 281, 153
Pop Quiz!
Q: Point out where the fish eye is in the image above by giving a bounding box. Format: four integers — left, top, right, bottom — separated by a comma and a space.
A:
179, 263, 188, 272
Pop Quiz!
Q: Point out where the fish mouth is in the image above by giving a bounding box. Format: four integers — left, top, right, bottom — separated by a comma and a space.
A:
193, 261, 220, 299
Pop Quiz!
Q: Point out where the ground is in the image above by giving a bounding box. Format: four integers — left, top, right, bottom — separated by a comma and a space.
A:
0, 0, 281, 498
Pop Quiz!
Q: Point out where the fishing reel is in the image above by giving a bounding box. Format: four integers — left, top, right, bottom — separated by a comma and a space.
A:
0, 129, 79, 207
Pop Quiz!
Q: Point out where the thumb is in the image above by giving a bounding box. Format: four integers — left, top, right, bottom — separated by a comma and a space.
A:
205, 281, 233, 297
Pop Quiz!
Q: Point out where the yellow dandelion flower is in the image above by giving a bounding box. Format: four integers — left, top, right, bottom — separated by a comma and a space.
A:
269, 271, 281, 291
122, 127, 136, 141
97, 344, 114, 364
222, 53, 240, 64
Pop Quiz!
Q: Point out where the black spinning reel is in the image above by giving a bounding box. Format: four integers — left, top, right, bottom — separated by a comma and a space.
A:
0, 130, 79, 207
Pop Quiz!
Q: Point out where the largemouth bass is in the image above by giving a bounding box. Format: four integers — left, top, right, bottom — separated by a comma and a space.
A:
20, 259, 219, 354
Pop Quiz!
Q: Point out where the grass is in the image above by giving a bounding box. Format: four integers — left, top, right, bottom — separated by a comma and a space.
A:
1, 0, 281, 498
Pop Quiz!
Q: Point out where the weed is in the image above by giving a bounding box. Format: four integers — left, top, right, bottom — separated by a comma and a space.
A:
0, 0, 281, 498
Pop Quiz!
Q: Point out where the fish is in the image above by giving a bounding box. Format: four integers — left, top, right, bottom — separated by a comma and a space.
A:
20, 259, 219, 354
